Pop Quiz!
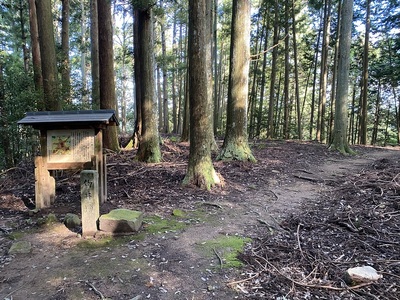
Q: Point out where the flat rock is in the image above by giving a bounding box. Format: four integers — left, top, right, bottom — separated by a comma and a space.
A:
346, 266, 382, 283
9, 241, 32, 254
99, 209, 143, 233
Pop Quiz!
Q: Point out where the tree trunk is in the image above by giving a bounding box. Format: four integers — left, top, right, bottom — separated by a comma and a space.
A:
133, 9, 142, 148
218, 0, 255, 162
90, 0, 100, 109
316, 0, 331, 143
61, 0, 71, 105
330, 0, 354, 154
360, 0, 371, 145
181, 69, 190, 141
212, 0, 219, 135
310, 12, 322, 140
256, 11, 269, 138
371, 79, 381, 145
136, 8, 161, 163
267, 0, 279, 139
98, 0, 119, 151
161, 22, 169, 133
172, 16, 178, 134
248, 13, 262, 138
328, 0, 341, 144
283, 0, 290, 139
183, 0, 220, 189
28, 0, 43, 96
81, 0, 88, 105
18, 0, 29, 72
157, 65, 163, 130
291, 0, 301, 140
36, 0, 60, 111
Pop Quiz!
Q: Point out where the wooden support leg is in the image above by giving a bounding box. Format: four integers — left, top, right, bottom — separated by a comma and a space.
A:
34, 156, 55, 209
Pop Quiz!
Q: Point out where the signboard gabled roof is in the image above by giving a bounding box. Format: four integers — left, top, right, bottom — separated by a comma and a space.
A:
18, 110, 119, 128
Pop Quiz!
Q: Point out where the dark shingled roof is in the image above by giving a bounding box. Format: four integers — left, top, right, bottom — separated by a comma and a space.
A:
18, 110, 119, 127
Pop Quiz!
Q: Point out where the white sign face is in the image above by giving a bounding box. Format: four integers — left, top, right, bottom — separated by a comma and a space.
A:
47, 129, 95, 163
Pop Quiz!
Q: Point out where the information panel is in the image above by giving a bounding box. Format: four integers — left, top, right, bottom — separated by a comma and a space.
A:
47, 129, 95, 163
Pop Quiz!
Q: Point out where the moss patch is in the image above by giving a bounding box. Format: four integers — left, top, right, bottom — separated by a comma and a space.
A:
143, 215, 187, 234
196, 235, 251, 268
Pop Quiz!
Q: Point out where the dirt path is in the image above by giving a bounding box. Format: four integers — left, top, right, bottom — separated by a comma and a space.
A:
1, 142, 399, 300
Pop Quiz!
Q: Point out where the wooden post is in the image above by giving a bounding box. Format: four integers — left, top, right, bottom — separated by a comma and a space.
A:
34, 156, 55, 209
81, 170, 99, 236
95, 129, 106, 203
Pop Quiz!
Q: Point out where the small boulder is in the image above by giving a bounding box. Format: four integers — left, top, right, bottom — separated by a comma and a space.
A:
345, 266, 382, 284
99, 209, 143, 234
9, 241, 32, 254
64, 213, 81, 230
37, 213, 58, 226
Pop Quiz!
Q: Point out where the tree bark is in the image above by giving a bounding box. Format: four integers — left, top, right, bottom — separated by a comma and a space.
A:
36, 0, 61, 111
61, 0, 71, 105
256, 11, 269, 138
90, 0, 100, 109
330, 0, 355, 154
28, 0, 43, 96
183, 0, 220, 189
136, 8, 161, 163
316, 0, 331, 143
267, 0, 279, 139
218, 0, 255, 162
291, 0, 301, 140
98, 0, 120, 151
283, 0, 290, 139
360, 0, 371, 145
133, 8, 142, 148
161, 22, 169, 133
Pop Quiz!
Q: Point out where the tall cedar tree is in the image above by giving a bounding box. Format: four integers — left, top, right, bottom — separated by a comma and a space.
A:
61, 0, 71, 104
35, 0, 60, 111
28, 0, 42, 93
132, 8, 142, 148
218, 0, 255, 162
98, 0, 120, 151
136, 7, 161, 163
90, 0, 100, 109
183, 0, 220, 189
330, 0, 355, 154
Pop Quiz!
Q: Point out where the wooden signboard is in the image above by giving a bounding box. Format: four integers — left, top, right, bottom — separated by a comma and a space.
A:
47, 129, 95, 163
18, 110, 118, 210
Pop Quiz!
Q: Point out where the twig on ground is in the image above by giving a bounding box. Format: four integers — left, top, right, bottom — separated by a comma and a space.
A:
200, 202, 223, 209
213, 248, 223, 269
296, 224, 305, 259
85, 281, 105, 299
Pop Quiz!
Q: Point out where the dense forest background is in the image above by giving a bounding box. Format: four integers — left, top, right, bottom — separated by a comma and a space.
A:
0, 0, 399, 171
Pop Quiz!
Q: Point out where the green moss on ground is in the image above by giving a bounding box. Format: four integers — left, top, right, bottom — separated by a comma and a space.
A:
143, 215, 187, 234
196, 235, 251, 268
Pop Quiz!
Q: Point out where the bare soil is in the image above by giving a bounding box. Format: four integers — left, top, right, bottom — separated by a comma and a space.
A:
0, 140, 399, 300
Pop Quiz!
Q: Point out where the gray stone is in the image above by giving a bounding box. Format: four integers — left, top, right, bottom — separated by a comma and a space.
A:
99, 209, 143, 233
64, 213, 81, 229
9, 241, 32, 254
346, 266, 382, 283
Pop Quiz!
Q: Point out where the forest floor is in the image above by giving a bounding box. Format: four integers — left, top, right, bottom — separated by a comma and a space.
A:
0, 139, 399, 300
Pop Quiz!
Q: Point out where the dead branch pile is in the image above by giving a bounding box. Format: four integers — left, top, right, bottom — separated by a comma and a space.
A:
235, 157, 400, 299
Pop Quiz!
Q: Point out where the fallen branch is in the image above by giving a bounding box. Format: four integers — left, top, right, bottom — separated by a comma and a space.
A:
213, 248, 223, 269
293, 174, 320, 182
85, 281, 105, 300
